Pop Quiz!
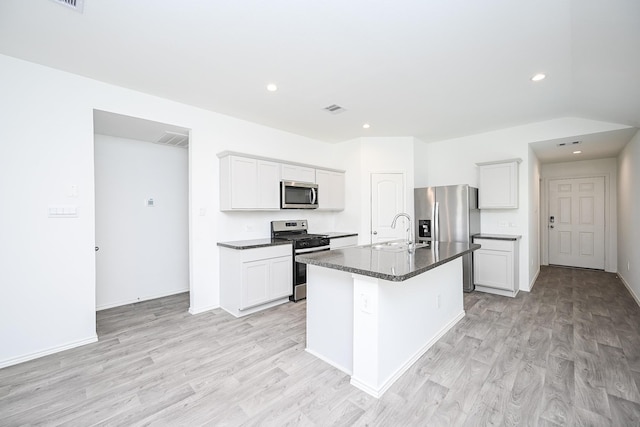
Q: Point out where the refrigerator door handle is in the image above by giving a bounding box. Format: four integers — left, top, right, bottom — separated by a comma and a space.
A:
433, 202, 439, 242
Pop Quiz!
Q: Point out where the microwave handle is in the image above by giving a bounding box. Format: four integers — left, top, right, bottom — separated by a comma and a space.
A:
310, 187, 317, 205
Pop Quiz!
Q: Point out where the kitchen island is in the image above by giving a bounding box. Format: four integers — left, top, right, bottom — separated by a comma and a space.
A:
296, 240, 480, 398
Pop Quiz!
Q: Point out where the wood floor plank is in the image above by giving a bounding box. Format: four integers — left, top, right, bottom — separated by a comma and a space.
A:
502, 360, 545, 427
540, 355, 575, 426
598, 343, 640, 402
607, 394, 640, 427
574, 350, 612, 418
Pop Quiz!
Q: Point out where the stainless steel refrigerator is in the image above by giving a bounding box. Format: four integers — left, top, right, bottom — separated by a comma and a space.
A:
414, 185, 480, 292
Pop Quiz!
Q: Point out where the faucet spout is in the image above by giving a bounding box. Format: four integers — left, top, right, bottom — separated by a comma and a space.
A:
391, 213, 415, 251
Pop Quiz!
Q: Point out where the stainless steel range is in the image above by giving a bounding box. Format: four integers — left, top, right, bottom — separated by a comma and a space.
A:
271, 220, 329, 301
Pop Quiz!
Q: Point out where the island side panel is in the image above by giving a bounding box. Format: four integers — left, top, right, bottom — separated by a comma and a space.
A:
352, 257, 464, 397
306, 264, 354, 374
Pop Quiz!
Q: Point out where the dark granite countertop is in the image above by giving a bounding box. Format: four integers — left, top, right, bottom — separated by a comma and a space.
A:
296, 241, 480, 282
218, 231, 357, 249
473, 234, 521, 241
217, 239, 292, 250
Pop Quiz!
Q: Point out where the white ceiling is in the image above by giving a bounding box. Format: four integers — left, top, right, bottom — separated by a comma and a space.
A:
1, 0, 639, 158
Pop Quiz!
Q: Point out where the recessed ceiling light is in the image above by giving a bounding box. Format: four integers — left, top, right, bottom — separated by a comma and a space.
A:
573, 150, 582, 154
266, 84, 278, 92
531, 73, 546, 82
362, 123, 371, 129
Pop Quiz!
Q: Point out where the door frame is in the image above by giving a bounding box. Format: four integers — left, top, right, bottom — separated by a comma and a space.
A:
540, 173, 612, 271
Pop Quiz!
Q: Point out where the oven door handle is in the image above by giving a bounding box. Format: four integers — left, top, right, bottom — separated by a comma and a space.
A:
295, 246, 330, 254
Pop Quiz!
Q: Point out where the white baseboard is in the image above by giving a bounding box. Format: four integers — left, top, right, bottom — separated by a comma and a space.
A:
527, 267, 540, 292
189, 304, 219, 315
305, 347, 353, 376
475, 285, 519, 298
618, 273, 640, 308
96, 288, 189, 311
0, 335, 98, 369
350, 310, 466, 398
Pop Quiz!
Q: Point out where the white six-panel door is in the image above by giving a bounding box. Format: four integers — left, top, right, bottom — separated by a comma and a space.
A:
548, 177, 605, 269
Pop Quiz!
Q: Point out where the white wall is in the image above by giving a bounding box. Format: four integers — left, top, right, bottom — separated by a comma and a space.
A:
94, 134, 189, 310
0, 53, 344, 367
528, 146, 541, 287
540, 158, 618, 272
413, 138, 430, 188
617, 131, 640, 303
336, 137, 417, 244
420, 117, 631, 292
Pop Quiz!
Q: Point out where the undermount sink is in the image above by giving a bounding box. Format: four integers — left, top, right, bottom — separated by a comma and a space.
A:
368, 240, 430, 252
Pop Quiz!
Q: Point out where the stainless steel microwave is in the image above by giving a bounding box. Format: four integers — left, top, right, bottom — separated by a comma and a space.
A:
281, 181, 318, 209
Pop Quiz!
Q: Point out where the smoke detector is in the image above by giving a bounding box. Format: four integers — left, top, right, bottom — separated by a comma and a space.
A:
50, 0, 84, 13
323, 104, 347, 115
154, 131, 189, 148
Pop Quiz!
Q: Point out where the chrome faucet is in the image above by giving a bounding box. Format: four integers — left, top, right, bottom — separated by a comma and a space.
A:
391, 213, 414, 252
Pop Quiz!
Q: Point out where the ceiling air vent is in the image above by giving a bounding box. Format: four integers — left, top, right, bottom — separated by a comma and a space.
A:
323, 104, 347, 115
154, 131, 189, 148
557, 141, 581, 147
50, 0, 84, 13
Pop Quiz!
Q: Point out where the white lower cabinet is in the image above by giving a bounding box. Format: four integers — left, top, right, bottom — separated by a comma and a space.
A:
473, 237, 519, 297
220, 244, 292, 317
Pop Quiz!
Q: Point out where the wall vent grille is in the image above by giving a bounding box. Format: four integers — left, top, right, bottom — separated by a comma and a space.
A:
154, 131, 189, 148
50, 0, 84, 13
323, 104, 347, 115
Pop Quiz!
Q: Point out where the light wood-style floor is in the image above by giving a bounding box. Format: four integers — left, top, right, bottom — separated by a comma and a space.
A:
1, 266, 640, 426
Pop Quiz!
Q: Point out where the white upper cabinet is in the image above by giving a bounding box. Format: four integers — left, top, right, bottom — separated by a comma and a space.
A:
218, 151, 345, 211
220, 155, 281, 211
476, 159, 521, 209
281, 164, 316, 183
315, 169, 345, 211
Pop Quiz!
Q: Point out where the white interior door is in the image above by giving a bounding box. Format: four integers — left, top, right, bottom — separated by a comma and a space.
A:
370, 173, 405, 243
548, 177, 605, 269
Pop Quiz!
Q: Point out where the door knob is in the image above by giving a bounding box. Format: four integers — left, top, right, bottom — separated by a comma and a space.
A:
95, 246, 100, 251
372, 231, 378, 235
549, 225, 554, 229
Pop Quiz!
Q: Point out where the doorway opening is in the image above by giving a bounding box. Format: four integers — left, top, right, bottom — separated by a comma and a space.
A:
93, 110, 190, 336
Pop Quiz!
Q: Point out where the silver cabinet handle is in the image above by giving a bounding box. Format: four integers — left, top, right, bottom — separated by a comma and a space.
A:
95, 246, 100, 252
372, 231, 378, 235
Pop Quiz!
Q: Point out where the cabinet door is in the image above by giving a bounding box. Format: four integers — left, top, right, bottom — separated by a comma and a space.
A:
257, 160, 281, 209
316, 170, 345, 210
282, 164, 316, 183
240, 259, 270, 309
269, 256, 292, 300
474, 248, 514, 291
230, 156, 257, 209
478, 161, 518, 209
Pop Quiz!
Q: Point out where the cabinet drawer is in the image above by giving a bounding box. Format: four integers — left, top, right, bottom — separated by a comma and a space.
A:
240, 244, 292, 262
474, 238, 513, 251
